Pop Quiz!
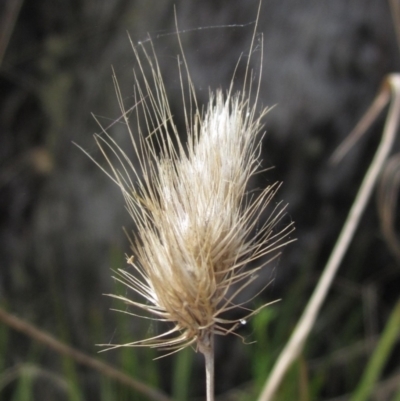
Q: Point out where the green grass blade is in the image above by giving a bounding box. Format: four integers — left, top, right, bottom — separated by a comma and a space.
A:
350, 299, 400, 401
11, 368, 34, 401
172, 346, 193, 401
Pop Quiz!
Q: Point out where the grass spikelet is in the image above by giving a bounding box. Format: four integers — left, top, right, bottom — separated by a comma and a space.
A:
86, 8, 294, 393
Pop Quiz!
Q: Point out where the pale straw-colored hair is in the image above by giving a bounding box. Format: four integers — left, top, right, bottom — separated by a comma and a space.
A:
90, 26, 294, 356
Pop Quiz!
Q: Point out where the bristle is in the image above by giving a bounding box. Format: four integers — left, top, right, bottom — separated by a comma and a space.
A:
94, 33, 294, 353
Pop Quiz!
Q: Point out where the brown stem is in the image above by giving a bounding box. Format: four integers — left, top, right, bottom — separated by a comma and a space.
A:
0, 307, 172, 401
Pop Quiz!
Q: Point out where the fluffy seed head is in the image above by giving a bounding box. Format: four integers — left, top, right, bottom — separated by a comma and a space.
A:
92, 28, 294, 355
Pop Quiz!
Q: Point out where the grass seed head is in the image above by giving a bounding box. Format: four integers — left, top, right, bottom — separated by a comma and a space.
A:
93, 30, 294, 355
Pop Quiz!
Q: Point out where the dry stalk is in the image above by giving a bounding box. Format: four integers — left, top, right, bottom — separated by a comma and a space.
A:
198, 331, 215, 401
377, 153, 400, 260
258, 74, 400, 401
0, 307, 172, 401
0, 0, 24, 66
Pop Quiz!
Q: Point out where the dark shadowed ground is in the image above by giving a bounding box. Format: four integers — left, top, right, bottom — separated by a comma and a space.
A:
1, 1, 400, 400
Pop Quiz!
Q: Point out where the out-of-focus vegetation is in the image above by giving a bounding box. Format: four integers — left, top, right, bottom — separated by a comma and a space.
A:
1, 0, 400, 400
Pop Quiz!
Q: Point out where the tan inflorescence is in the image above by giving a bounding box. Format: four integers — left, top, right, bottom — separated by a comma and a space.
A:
94, 36, 294, 355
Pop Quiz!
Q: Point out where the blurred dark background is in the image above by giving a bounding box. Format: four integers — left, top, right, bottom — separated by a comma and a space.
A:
1, 0, 400, 400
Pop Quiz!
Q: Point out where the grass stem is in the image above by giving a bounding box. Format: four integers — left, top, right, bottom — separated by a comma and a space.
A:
0, 307, 172, 401
200, 331, 215, 401
258, 74, 400, 401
